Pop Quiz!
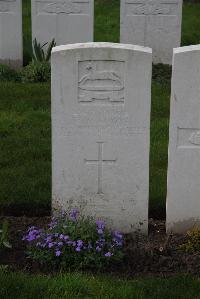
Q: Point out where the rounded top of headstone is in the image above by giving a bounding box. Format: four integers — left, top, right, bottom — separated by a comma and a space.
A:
173, 44, 200, 54
52, 42, 152, 55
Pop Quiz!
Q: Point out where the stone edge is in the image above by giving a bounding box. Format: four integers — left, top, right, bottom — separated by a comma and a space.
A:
51, 42, 152, 55
173, 44, 200, 55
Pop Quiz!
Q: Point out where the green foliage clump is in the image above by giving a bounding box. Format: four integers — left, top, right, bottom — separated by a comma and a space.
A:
32, 38, 56, 62
0, 64, 21, 82
23, 209, 124, 270
180, 228, 200, 253
21, 62, 51, 83
0, 220, 11, 250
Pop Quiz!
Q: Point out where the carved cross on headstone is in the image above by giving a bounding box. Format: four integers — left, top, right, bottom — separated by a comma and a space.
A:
85, 142, 117, 194
125, 0, 179, 46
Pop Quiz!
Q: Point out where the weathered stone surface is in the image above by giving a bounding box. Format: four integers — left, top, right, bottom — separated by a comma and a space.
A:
120, 0, 183, 64
0, 0, 22, 67
31, 0, 93, 47
51, 42, 152, 234
167, 45, 200, 234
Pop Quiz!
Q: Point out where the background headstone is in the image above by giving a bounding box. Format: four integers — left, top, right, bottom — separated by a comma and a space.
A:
32, 0, 94, 47
120, 0, 183, 64
52, 42, 152, 234
0, 0, 22, 67
167, 45, 200, 233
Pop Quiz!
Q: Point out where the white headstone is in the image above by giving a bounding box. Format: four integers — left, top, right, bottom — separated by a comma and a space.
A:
0, 0, 22, 67
167, 45, 200, 234
31, 0, 94, 47
120, 0, 183, 64
51, 42, 152, 234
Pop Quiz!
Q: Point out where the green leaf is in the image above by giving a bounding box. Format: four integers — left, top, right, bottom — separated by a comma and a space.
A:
46, 39, 56, 61
31, 38, 56, 63
3, 241, 12, 249
33, 39, 43, 62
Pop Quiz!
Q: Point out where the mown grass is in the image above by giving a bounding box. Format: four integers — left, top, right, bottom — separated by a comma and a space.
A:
182, 2, 200, 46
0, 0, 199, 217
0, 83, 51, 215
0, 271, 200, 299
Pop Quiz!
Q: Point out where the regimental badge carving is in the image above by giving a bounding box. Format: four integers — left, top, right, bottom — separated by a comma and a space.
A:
189, 131, 200, 145
126, 0, 178, 15
177, 128, 200, 149
0, 1, 10, 12
78, 61, 125, 103
42, 1, 81, 14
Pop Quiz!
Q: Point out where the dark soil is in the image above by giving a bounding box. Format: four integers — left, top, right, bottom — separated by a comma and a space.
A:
0, 216, 200, 277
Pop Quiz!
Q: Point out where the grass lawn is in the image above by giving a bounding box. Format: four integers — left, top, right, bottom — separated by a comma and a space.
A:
0, 271, 200, 299
0, 1, 200, 217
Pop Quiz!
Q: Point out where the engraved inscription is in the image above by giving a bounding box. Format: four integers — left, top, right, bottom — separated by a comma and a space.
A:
125, 0, 178, 16
42, 1, 81, 14
78, 61, 125, 103
55, 111, 147, 137
0, 2, 9, 12
85, 142, 117, 194
177, 128, 200, 149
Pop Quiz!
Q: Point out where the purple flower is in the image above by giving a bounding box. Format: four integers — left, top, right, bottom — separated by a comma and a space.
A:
46, 236, 52, 242
77, 240, 83, 248
48, 221, 57, 230
96, 246, 101, 252
88, 242, 93, 249
105, 252, 113, 257
98, 238, 105, 246
114, 240, 123, 247
69, 208, 79, 221
75, 247, 81, 252
96, 220, 105, 229
55, 250, 61, 257
48, 242, 54, 248
23, 228, 42, 242
58, 242, 63, 247
63, 235, 69, 241
26, 235, 36, 242
112, 230, 123, 247
113, 231, 123, 239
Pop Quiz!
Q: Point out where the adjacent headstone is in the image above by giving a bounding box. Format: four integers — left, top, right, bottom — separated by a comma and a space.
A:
32, 0, 94, 47
120, 0, 183, 64
52, 42, 152, 234
167, 45, 200, 234
0, 0, 22, 67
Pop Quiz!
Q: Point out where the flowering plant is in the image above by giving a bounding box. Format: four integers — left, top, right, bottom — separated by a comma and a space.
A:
23, 209, 124, 270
